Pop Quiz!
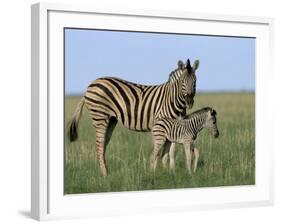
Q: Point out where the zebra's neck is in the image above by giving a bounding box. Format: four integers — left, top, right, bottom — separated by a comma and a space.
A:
168, 69, 182, 83
157, 81, 186, 119
170, 81, 187, 116
167, 69, 187, 117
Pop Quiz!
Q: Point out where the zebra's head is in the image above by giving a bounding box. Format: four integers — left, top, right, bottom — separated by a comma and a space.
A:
204, 108, 219, 138
179, 59, 199, 109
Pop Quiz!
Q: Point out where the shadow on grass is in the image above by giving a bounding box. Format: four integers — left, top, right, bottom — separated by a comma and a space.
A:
18, 210, 32, 219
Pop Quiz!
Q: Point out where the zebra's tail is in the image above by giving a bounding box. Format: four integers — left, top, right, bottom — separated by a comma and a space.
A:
69, 97, 85, 142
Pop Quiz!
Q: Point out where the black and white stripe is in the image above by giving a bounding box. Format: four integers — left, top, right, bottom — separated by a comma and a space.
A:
151, 107, 219, 172
68, 59, 199, 176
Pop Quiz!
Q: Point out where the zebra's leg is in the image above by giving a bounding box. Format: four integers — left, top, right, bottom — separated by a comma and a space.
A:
193, 146, 200, 172
183, 142, 192, 174
94, 119, 110, 177
169, 143, 176, 170
104, 117, 117, 147
161, 141, 171, 168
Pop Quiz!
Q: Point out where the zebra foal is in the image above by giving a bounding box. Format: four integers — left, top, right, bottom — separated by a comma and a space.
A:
151, 107, 219, 173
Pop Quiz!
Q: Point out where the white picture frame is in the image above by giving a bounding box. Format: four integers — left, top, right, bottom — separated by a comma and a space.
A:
31, 2, 274, 221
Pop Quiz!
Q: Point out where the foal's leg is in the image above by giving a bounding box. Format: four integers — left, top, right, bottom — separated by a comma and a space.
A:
162, 142, 176, 168
183, 142, 192, 174
193, 146, 200, 172
168, 143, 176, 170
161, 141, 171, 168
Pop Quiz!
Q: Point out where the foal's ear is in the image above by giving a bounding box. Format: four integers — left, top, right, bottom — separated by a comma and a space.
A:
193, 60, 200, 71
177, 60, 185, 70
211, 109, 217, 116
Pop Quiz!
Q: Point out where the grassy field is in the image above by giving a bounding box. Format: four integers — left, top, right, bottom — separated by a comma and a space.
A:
64, 93, 255, 194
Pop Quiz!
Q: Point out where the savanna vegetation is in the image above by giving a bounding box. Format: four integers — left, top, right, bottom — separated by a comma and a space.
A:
64, 93, 255, 194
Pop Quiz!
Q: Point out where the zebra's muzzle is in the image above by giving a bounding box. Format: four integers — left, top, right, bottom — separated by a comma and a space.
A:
186, 96, 194, 109
214, 130, 219, 138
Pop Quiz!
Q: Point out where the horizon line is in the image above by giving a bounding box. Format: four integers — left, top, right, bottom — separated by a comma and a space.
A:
65, 90, 255, 97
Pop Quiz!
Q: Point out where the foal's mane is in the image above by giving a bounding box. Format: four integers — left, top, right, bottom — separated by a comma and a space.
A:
183, 107, 213, 119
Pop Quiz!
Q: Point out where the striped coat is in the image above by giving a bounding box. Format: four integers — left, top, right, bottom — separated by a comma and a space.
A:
151, 107, 219, 173
69, 59, 199, 176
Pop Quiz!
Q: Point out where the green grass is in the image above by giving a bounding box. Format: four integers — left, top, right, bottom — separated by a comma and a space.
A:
64, 92, 255, 194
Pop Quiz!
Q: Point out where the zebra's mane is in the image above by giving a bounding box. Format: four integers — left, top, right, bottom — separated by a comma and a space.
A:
183, 107, 213, 119
168, 68, 183, 83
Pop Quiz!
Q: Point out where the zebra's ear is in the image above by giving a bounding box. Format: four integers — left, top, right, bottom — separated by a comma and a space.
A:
186, 59, 192, 73
193, 60, 200, 71
177, 60, 185, 70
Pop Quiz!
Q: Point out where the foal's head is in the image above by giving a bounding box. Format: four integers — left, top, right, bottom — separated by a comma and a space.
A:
203, 108, 219, 138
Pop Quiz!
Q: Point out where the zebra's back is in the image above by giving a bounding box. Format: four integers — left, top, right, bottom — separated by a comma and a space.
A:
152, 118, 190, 144
84, 76, 167, 131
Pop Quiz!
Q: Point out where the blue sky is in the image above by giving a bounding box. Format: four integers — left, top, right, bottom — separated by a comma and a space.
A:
64, 28, 255, 95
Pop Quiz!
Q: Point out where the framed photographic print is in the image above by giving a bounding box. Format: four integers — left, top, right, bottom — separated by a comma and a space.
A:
31, 2, 274, 221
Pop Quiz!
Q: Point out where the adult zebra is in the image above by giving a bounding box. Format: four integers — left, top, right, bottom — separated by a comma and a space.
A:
69, 59, 199, 176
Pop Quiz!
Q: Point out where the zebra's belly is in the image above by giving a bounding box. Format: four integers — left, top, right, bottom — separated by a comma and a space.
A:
85, 78, 173, 132
85, 96, 153, 132
116, 115, 152, 132
166, 133, 188, 144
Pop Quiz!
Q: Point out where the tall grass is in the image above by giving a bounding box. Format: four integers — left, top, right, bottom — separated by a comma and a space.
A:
64, 93, 255, 194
